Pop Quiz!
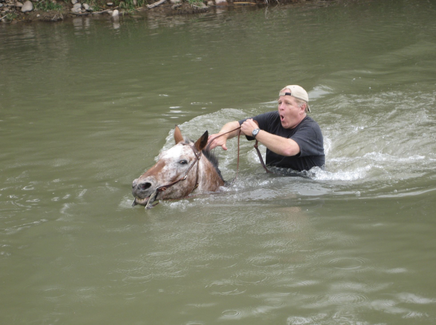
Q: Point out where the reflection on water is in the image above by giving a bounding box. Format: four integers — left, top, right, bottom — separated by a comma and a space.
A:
1, 0, 436, 324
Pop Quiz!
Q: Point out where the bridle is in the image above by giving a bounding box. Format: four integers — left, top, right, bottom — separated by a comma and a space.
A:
145, 142, 201, 209
145, 127, 270, 209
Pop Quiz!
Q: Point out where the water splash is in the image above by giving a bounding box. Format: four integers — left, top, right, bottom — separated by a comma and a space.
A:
158, 89, 436, 201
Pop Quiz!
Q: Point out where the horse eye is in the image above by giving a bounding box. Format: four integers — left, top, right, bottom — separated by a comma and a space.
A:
178, 159, 188, 165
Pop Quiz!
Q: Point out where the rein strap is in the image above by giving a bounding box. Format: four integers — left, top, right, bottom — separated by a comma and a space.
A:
148, 125, 272, 208
208, 126, 271, 175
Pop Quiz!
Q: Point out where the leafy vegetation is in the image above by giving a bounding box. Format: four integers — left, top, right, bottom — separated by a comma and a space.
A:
2, 12, 18, 22
35, 0, 64, 11
187, 0, 204, 5
119, 0, 145, 10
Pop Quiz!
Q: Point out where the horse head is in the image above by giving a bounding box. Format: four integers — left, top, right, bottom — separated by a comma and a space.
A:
132, 126, 225, 208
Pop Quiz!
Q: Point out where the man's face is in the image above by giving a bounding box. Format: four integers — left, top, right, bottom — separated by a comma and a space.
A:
277, 92, 305, 129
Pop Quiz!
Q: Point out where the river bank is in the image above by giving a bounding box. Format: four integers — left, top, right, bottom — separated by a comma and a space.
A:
1, 0, 357, 24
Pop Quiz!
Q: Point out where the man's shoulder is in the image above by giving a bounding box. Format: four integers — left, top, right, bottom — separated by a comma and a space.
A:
301, 115, 318, 124
299, 116, 322, 130
253, 111, 280, 128
255, 111, 279, 120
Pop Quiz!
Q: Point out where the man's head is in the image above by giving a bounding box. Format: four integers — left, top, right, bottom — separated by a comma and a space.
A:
279, 85, 310, 113
278, 85, 310, 129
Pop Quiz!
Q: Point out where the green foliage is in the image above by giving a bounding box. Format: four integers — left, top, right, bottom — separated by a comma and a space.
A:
119, 0, 144, 10
187, 0, 204, 5
86, 0, 102, 11
35, 0, 63, 11
3, 12, 18, 22
119, 0, 132, 10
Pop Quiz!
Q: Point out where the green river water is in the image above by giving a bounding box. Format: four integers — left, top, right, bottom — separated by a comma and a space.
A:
1, 0, 436, 324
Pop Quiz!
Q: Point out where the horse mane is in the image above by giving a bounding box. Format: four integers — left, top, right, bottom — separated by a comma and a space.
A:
184, 138, 225, 183
202, 148, 225, 182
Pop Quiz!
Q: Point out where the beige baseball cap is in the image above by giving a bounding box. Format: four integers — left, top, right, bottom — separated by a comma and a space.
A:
279, 85, 311, 112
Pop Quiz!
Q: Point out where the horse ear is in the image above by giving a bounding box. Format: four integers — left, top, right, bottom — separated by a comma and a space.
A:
195, 130, 209, 152
174, 125, 184, 144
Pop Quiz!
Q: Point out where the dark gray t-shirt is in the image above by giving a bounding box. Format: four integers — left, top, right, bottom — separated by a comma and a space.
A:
240, 112, 325, 171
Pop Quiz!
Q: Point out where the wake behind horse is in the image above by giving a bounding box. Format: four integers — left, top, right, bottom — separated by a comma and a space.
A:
132, 126, 225, 208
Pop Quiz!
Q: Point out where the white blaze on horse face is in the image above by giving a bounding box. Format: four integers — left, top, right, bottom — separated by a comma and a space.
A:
157, 143, 197, 198
160, 143, 192, 171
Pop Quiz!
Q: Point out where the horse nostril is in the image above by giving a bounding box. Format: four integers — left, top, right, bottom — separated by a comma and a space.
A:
140, 182, 152, 191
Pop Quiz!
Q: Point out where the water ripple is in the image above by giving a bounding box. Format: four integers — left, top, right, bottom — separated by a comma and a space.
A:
206, 280, 246, 296
327, 257, 369, 271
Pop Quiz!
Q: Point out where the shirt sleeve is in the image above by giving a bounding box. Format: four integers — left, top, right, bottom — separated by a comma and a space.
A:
239, 112, 278, 140
291, 122, 324, 157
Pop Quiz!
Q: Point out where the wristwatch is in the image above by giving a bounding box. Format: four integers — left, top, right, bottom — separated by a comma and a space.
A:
252, 128, 260, 138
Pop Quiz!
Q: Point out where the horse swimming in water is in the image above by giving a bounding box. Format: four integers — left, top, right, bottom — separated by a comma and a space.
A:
132, 126, 225, 208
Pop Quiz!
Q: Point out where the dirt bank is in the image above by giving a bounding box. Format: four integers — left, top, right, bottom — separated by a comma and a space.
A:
1, 0, 355, 24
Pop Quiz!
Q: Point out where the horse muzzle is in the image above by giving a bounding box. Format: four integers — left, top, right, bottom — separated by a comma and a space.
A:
132, 178, 157, 206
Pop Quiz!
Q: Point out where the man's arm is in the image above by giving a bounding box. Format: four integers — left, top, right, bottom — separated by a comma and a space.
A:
240, 119, 300, 156
207, 121, 241, 150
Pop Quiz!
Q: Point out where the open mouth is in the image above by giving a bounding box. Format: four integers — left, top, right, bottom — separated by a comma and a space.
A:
132, 189, 160, 209
132, 196, 149, 206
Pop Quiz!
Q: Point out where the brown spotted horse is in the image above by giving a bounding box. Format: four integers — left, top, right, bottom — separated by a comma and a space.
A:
132, 126, 226, 208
